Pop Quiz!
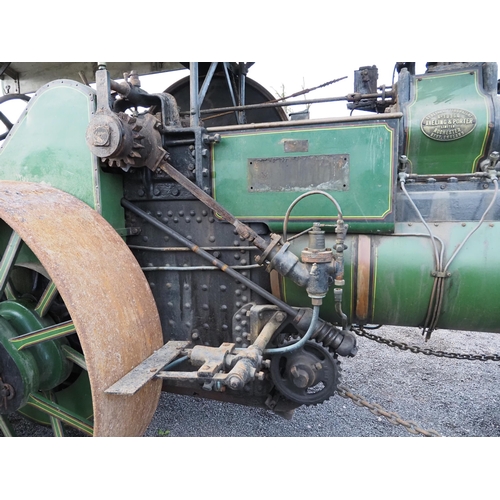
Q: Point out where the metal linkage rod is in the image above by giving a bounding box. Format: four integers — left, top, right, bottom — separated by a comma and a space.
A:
198, 91, 394, 115
121, 198, 297, 318
158, 161, 267, 249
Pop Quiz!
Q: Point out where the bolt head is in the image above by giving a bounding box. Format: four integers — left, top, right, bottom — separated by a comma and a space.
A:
93, 125, 111, 146
275, 312, 286, 322
290, 365, 310, 388
228, 376, 242, 390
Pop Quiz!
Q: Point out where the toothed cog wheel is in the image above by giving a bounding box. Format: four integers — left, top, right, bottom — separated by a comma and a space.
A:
269, 340, 340, 406
86, 111, 166, 172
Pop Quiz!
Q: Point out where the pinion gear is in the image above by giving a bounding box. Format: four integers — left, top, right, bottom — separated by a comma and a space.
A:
104, 113, 166, 172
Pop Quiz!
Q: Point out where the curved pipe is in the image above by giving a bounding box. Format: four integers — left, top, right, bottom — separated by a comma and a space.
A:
264, 306, 320, 355
283, 190, 343, 243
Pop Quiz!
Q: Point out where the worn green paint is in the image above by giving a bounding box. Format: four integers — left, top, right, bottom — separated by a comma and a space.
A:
0, 297, 92, 427
0, 300, 72, 390
0, 231, 21, 295
19, 371, 92, 428
426, 222, 500, 332
406, 70, 490, 174
43, 390, 65, 436
369, 222, 500, 331
369, 232, 436, 326
0, 80, 124, 231
10, 320, 76, 351
212, 121, 398, 233
26, 392, 93, 436
0, 316, 39, 410
62, 344, 87, 371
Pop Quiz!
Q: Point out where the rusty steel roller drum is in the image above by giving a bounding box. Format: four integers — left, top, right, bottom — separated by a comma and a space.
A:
0, 181, 163, 436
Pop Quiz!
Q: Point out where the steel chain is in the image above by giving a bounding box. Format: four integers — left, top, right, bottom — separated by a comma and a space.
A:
336, 384, 442, 437
339, 325, 500, 437
352, 327, 500, 361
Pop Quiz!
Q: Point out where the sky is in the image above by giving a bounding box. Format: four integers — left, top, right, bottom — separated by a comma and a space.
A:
1, 60, 498, 142
137, 61, 430, 119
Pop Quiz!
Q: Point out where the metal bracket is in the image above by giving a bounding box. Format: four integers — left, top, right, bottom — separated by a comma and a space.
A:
156, 342, 237, 392
105, 341, 190, 395
190, 342, 236, 377
431, 271, 451, 278
254, 233, 282, 265
114, 227, 141, 237
247, 304, 286, 345
0, 63, 20, 95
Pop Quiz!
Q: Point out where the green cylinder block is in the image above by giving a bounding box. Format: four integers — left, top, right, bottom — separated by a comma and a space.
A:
281, 221, 500, 333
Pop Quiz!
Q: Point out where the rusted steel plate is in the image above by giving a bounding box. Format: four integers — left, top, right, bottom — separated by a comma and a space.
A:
105, 341, 189, 395
0, 181, 163, 436
283, 140, 309, 153
247, 154, 349, 192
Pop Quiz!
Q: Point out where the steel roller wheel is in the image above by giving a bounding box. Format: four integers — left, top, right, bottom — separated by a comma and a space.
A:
0, 181, 163, 436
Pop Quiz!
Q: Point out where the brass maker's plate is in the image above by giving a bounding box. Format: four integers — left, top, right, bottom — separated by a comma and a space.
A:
248, 154, 349, 192
421, 108, 477, 142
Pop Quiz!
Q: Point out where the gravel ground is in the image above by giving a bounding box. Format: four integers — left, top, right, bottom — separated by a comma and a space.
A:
144, 325, 500, 438
6, 325, 500, 437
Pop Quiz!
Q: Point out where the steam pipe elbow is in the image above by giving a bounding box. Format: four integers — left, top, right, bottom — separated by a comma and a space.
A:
269, 246, 310, 287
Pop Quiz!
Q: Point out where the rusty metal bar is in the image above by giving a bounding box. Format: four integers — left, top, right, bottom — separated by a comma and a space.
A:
206, 112, 403, 133
105, 341, 189, 395
121, 198, 298, 318
199, 91, 394, 115
158, 161, 268, 249
252, 311, 287, 352
129, 245, 257, 252
141, 264, 260, 271
189, 63, 200, 127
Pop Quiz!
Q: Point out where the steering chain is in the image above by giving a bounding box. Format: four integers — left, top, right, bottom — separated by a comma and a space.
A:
336, 325, 500, 437
352, 326, 500, 361
336, 384, 441, 437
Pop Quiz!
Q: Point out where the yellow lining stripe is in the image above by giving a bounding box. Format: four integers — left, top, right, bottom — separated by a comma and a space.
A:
27, 393, 93, 436
10, 320, 76, 351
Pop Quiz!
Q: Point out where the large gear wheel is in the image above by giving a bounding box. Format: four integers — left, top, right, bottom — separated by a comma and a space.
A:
269, 340, 340, 406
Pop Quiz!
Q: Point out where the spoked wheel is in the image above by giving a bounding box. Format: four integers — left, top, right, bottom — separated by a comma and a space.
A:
0, 181, 163, 436
0, 94, 30, 141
